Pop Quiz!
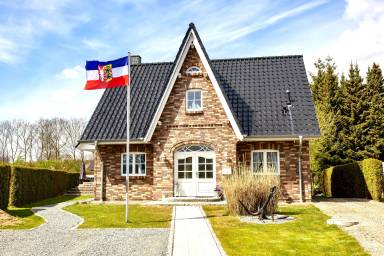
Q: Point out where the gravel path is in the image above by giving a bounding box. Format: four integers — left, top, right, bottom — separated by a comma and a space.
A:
313, 198, 384, 256
0, 201, 169, 256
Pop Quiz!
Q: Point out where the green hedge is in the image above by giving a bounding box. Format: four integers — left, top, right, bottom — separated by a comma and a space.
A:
9, 166, 79, 206
359, 159, 383, 201
324, 158, 383, 201
0, 164, 11, 210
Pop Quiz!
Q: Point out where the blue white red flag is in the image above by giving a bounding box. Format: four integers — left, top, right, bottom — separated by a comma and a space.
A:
85, 56, 129, 90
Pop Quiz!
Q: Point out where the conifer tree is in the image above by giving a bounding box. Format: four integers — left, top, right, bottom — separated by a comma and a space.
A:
310, 58, 342, 186
339, 64, 366, 160
363, 63, 384, 159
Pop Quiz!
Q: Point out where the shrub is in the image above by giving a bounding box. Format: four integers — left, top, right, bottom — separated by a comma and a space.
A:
9, 166, 79, 206
13, 159, 82, 173
323, 162, 367, 198
222, 166, 279, 216
0, 164, 11, 210
323, 159, 383, 201
359, 159, 383, 201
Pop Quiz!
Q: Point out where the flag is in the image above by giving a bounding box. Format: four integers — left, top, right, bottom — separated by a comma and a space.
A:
85, 56, 129, 90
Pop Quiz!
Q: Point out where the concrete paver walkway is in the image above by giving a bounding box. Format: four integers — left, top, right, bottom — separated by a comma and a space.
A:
172, 205, 224, 256
0, 200, 168, 256
313, 198, 384, 256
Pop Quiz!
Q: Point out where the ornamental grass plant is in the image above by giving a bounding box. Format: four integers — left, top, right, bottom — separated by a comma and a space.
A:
222, 165, 280, 216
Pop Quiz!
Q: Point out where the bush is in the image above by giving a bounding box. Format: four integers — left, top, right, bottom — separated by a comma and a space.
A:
324, 159, 383, 201
0, 164, 11, 210
13, 159, 82, 173
222, 166, 279, 216
359, 159, 383, 201
9, 166, 79, 206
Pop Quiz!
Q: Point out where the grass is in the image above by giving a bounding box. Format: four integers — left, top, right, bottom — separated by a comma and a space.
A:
64, 203, 173, 228
203, 204, 368, 256
1, 195, 92, 230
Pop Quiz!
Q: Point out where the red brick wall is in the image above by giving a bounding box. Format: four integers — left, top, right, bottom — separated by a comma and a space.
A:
94, 144, 154, 200
237, 140, 312, 201
150, 45, 238, 199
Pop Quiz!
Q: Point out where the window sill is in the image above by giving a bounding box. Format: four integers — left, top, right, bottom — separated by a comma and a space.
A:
121, 174, 147, 178
186, 110, 204, 114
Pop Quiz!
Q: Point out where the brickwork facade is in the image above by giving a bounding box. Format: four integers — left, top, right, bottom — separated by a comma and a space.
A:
93, 45, 312, 201
237, 140, 312, 201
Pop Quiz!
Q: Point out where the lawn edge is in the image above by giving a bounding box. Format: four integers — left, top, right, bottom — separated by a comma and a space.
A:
200, 205, 227, 256
166, 206, 176, 256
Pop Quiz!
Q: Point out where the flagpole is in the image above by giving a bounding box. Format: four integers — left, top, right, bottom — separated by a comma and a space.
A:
125, 52, 131, 223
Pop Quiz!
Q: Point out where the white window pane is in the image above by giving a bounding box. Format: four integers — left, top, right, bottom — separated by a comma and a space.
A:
253, 152, 263, 162
195, 99, 201, 108
187, 100, 193, 109
195, 91, 201, 100
187, 91, 194, 101
267, 152, 278, 173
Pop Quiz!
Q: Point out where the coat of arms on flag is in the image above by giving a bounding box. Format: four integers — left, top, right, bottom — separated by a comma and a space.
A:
84, 56, 129, 90
98, 64, 113, 82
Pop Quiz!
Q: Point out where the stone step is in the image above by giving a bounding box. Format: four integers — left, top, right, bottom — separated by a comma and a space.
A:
165, 196, 221, 203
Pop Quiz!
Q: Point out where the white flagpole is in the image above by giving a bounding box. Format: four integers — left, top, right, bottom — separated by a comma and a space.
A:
125, 52, 131, 223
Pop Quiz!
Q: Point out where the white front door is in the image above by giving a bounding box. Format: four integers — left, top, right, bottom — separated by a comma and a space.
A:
174, 146, 216, 197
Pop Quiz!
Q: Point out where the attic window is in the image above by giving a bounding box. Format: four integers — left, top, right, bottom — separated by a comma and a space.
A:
186, 66, 202, 76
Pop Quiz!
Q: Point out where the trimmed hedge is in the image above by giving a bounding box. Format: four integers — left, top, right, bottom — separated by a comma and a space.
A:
324, 158, 383, 201
9, 166, 79, 206
0, 164, 11, 210
359, 159, 383, 201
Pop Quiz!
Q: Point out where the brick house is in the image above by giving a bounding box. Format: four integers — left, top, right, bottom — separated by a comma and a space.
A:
77, 23, 320, 202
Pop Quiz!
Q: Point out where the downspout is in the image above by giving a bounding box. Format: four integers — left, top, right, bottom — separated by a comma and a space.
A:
298, 135, 303, 203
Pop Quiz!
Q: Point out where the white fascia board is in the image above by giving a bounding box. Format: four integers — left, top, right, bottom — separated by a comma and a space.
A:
144, 30, 244, 142
77, 140, 147, 150
191, 30, 243, 140
243, 135, 319, 142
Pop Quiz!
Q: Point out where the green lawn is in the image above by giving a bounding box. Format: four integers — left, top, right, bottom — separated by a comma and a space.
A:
203, 205, 368, 256
64, 204, 173, 228
1, 195, 92, 230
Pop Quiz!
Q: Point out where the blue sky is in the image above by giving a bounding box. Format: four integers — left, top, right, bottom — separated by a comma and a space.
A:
0, 0, 383, 121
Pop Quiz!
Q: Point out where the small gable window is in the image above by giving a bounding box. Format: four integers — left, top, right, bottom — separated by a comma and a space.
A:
186, 66, 202, 76
186, 89, 203, 112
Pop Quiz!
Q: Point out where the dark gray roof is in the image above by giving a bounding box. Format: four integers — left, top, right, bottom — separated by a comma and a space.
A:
80, 24, 319, 142
212, 56, 320, 137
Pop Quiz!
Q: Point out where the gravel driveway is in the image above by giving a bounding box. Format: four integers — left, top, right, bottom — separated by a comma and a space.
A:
0, 201, 169, 256
313, 198, 384, 256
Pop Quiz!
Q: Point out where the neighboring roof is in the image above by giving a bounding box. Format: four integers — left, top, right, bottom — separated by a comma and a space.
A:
79, 24, 320, 143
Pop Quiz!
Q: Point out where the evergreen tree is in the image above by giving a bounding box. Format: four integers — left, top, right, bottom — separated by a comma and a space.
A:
339, 64, 366, 160
363, 63, 384, 159
309, 58, 343, 190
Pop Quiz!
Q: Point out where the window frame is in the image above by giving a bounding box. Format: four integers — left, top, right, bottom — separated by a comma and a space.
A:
186, 89, 203, 112
121, 152, 147, 177
185, 66, 202, 76
251, 149, 280, 175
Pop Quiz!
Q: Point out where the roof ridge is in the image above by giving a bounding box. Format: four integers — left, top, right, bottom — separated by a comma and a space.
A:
211, 55, 303, 62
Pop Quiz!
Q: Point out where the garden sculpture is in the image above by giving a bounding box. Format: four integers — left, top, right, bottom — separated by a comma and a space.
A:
238, 186, 277, 220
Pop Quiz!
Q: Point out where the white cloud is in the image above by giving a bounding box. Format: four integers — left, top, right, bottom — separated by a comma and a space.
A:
0, 76, 103, 121
0, 0, 89, 64
307, 0, 384, 74
56, 65, 84, 80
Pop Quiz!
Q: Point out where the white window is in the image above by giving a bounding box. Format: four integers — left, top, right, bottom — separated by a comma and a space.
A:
251, 150, 280, 174
185, 66, 202, 76
121, 153, 146, 176
186, 89, 203, 112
